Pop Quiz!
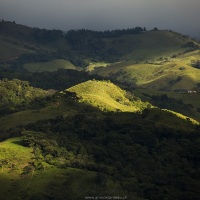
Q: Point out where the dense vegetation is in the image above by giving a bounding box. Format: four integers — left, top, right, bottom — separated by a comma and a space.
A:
0, 79, 51, 116
0, 93, 199, 199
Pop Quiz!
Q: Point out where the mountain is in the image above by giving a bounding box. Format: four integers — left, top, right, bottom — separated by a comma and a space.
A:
0, 21, 200, 200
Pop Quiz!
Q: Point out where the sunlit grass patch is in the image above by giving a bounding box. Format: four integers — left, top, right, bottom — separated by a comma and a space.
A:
67, 80, 150, 112
0, 137, 33, 173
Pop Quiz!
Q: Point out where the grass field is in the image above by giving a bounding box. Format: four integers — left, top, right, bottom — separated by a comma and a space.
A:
24, 59, 76, 72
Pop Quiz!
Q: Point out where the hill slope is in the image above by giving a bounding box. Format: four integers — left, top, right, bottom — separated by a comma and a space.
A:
91, 50, 200, 90
1, 21, 199, 65
66, 80, 150, 112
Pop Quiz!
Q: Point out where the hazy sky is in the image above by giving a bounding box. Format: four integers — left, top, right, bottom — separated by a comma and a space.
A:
0, 0, 200, 38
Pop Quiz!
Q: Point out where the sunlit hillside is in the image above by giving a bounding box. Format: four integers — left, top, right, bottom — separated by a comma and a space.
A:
91, 50, 200, 91
66, 80, 150, 112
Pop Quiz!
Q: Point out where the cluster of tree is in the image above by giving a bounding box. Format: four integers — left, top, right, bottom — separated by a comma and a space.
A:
31, 28, 64, 42
65, 27, 146, 39
64, 27, 146, 63
0, 79, 51, 115
0, 20, 16, 31
183, 41, 199, 50
65, 32, 119, 63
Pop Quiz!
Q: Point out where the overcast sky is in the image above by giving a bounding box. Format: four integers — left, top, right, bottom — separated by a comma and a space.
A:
0, 0, 200, 38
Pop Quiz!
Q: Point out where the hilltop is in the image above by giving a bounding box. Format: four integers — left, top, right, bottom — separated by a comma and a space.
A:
66, 80, 150, 112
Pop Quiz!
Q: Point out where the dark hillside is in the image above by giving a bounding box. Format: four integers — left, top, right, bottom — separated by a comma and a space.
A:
1, 20, 198, 65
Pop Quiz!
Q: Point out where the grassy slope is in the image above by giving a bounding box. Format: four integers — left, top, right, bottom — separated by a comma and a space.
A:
0, 22, 38, 61
92, 50, 200, 90
91, 51, 200, 120
67, 80, 149, 112
1, 22, 195, 63
0, 137, 33, 172
0, 21, 70, 62
24, 59, 76, 72
90, 29, 200, 91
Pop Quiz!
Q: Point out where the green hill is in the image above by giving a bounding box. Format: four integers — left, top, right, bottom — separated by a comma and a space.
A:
0, 20, 69, 64
91, 50, 200, 90
66, 80, 150, 112
88, 49, 200, 121
89, 50, 200, 120
1, 21, 199, 65
102, 30, 197, 61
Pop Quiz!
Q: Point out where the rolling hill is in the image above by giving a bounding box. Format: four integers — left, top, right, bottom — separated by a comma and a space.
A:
90, 50, 200, 90
0, 20, 199, 64
66, 80, 150, 112
1, 21, 200, 200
